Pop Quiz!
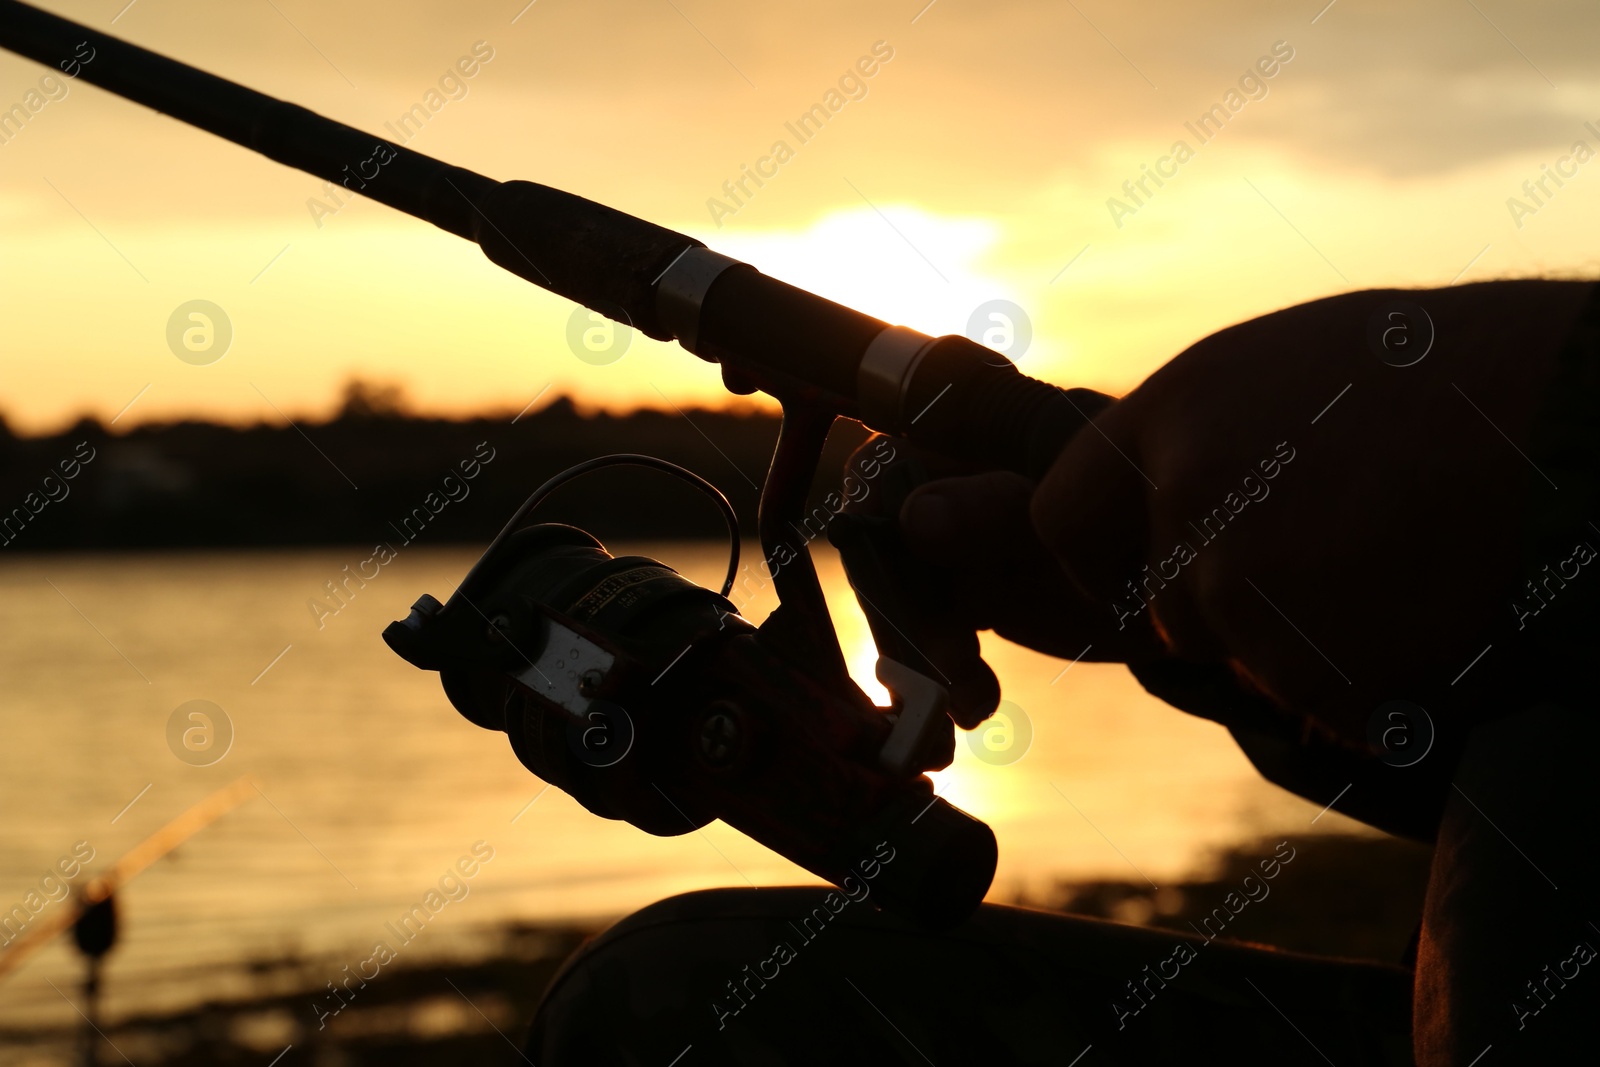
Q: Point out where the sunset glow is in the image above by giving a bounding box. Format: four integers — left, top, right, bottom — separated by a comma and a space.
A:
6, 0, 1600, 434
8, 4, 1559, 1051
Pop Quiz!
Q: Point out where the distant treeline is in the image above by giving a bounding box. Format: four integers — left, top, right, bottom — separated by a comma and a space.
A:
0, 385, 873, 551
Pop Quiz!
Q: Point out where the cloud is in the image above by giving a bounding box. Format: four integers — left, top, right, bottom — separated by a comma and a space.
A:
6, 0, 1600, 428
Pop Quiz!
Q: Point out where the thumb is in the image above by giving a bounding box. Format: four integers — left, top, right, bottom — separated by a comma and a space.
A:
1030, 403, 1152, 614
900, 471, 1038, 564
897, 466, 1156, 665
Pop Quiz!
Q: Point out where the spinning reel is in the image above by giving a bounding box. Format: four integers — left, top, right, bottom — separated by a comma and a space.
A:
0, 0, 1113, 927
384, 427, 1003, 929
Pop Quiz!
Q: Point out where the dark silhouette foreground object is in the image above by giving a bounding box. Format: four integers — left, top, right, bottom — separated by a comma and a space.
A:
527, 887, 1414, 1066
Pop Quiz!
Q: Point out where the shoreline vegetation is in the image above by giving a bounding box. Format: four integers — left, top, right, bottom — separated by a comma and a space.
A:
0, 381, 872, 553
1, 834, 1432, 1065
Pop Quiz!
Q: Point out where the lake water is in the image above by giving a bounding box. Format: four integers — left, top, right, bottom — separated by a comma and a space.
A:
0, 544, 1375, 1030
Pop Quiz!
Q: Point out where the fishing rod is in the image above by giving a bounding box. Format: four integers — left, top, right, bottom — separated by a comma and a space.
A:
0, 0, 1107, 474
0, 1, 1115, 927
0, 775, 258, 983
0, 776, 257, 1066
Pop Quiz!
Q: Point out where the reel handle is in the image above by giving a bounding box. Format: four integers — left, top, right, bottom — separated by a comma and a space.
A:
831, 384, 1115, 760
830, 457, 1001, 782
828, 457, 1000, 761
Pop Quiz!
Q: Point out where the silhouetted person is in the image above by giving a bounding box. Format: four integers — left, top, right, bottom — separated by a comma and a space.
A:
528, 279, 1600, 1066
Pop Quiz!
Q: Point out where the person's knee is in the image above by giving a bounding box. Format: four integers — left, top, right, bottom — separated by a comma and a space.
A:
525, 888, 837, 1065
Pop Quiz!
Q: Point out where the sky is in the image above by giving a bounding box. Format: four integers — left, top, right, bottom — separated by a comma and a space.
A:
2, 0, 1599, 433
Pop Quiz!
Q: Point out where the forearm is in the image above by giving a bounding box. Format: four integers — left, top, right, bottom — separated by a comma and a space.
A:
1415, 703, 1600, 1064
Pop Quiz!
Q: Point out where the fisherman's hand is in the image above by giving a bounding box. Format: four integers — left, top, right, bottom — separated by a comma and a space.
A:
869, 279, 1600, 1067
1028, 279, 1596, 744
840, 437, 1157, 733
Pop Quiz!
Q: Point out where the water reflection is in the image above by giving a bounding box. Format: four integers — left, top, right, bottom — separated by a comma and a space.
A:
0, 543, 1375, 1029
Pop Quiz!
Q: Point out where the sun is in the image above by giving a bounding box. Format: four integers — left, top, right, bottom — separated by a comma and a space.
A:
709, 205, 1023, 345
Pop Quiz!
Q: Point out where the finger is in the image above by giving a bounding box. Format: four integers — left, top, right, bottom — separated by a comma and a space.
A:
899, 471, 1038, 566
1030, 399, 1151, 611
840, 434, 986, 522
901, 470, 1159, 664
